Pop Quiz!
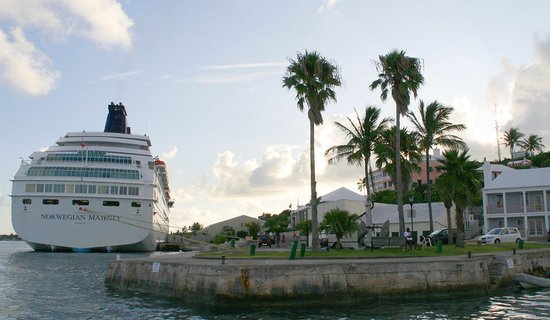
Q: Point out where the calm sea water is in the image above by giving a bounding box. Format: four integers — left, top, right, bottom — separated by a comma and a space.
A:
1, 241, 550, 319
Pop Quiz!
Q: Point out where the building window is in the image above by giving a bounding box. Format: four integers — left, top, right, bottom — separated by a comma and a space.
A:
496, 194, 503, 209
45, 184, 53, 193
98, 185, 109, 194
535, 195, 543, 211
43, 199, 59, 205
128, 187, 139, 196
66, 184, 74, 193
25, 184, 36, 192
131, 202, 141, 208
23, 199, 32, 204
103, 201, 119, 207
119, 186, 128, 195
110, 186, 119, 195
75, 184, 87, 193
72, 200, 89, 206
53, 184, 65, 193
36, 184, 44, 192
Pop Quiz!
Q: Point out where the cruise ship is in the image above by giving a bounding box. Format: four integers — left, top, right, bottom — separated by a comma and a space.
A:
11, 103, 173, 252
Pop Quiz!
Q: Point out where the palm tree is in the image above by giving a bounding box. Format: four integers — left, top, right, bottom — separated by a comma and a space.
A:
520, 134, 545, 156
283, 50, 342, 251
374, 126, 422, 197
320, 208, 359, 250
437, 149, 480, 247
325, 106, 391, 246
370, 50, 424, 235
406, 100, 466, 232
503, 127, 525, 159
434, 174, 455, 245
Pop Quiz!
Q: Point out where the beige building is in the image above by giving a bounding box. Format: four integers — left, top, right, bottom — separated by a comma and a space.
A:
201, 215, 265, 238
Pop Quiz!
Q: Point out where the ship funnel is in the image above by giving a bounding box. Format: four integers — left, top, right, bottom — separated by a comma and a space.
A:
104, 102, 130, 134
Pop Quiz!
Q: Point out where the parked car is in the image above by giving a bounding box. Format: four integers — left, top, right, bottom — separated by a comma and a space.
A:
258, 234, 272, 247
428, 229, 457, 245
480, 227, 522, 244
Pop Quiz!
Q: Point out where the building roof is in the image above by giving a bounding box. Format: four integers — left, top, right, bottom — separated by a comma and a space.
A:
320, 187, 366, 202
483, 166, 550, 190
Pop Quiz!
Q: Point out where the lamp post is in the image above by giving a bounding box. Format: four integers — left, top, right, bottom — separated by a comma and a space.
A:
408, 195, 414, 234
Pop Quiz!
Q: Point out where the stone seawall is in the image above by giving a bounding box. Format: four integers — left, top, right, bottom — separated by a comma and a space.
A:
104, 249, 550, 306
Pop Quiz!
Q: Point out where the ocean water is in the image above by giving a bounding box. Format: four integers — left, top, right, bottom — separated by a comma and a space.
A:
1, 241, 550, 319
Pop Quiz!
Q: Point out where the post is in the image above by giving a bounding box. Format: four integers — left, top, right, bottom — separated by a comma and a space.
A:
408, 195, 414, 240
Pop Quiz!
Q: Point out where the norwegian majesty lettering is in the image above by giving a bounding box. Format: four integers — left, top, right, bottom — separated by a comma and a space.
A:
40, 213, 120, 221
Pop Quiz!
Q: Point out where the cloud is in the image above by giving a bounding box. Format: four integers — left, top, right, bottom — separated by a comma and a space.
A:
318, 0, 339, 13
159, 147, 178, 161
101, 70, 141, 81
201, 62, 286, 70
0, 28, 59, 95
0, 0, 134, 49
184, 71, 281, 85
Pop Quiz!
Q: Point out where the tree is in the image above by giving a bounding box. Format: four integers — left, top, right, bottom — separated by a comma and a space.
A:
245, 221, 261, 239
320, 208, 359, 250
370, 50, 424, 235
220, 226, 235, 237
437, 149, 481, 247
283, 50, 342, 251
189, 222, 203, 235
520, 134, 545, 156
374, 126, 422, 200
434, 174, 455, 244
503, 127, 525, 159
406, 100, 466, 232
325, 106, 391, 245
296, 220, 312, 246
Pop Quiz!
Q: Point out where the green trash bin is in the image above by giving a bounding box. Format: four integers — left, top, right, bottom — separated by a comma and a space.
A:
518, 239, 524, 249
230, 239, 235, 248
436, 240, 443, 253
250, 243, 256, 256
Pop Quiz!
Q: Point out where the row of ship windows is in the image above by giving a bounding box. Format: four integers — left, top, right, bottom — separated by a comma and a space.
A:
46, 151, 132, 164
26, 167, 140, 180
22, 198, 141, 207
25, 183, 139, 196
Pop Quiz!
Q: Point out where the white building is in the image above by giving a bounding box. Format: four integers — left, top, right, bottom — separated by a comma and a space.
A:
291, 187, 457, 243
482, 161, 550, 241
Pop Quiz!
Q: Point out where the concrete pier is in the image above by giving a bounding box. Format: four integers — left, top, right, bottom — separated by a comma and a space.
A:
104, 249, 550, 306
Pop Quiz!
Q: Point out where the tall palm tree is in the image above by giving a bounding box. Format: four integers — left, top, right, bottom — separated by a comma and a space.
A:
406, 100, 466, 232
370, 50, 424, 235
374, 126, 422, 197
437, 149, 480, 247
434, 174, 455, 245
283, 50, 342, 251
520, 134, 545, 156
503, 127, 525, 159
325, 106, 391, 246
320, 208, 359, 250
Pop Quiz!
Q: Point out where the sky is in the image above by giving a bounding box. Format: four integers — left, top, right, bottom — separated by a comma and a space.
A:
1, 0, 550, 234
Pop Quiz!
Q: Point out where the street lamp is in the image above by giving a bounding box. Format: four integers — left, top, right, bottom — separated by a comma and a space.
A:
408, 195, 414, 234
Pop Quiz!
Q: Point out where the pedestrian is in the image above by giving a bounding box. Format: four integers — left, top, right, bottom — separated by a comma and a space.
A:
404, 227, 414, 250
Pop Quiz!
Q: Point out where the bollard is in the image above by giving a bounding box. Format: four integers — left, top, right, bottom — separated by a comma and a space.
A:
467, 251, 471, 259
288, 239, 299, 260
221, 255, 225, 264
518, 239, 524, 249
300, 243, 306, 257
250, 243, 256, 256
436, 240, 443, 253
513, 248, 516, 255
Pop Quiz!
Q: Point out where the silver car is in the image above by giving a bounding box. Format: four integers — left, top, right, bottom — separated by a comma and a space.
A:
480, 227, 523, 244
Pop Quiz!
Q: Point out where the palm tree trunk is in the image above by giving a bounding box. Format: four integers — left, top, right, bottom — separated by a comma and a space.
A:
369, 162, 375, 195
455, 206, 464, 247
396, 108, 405, 235
364, 161, 373, 245
426, 148, 434, 232
309, 119, 320, 251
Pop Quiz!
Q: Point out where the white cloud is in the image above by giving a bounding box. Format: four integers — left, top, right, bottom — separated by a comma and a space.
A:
101, 70, 142, 81
159, 147, 178, 161
201, 62, 286, 70
318, 0, 339, 13
0, 28, 59, 95
0, 0, 134, 49
60, 0, 134, 50
187, 71, 281, 85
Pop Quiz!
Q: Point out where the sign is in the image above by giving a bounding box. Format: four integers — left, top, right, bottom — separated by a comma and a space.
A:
152, 262, 160, 273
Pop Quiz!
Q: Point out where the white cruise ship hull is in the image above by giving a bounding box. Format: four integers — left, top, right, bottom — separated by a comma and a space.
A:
11, 103, 173, 252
